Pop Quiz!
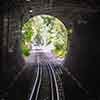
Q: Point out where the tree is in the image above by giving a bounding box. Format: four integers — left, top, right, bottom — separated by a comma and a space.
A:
21, 15, 68, 57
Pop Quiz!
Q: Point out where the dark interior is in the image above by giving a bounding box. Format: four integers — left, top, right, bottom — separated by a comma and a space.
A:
0, 0, 100, 100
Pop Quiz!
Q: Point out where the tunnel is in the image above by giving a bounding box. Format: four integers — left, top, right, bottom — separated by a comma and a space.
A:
0, 0, 100, 100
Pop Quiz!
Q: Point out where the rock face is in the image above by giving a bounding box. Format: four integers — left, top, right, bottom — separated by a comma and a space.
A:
0, 0, 100, 99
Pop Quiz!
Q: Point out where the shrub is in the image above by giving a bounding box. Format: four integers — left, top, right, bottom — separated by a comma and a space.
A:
22, 47, 30, 56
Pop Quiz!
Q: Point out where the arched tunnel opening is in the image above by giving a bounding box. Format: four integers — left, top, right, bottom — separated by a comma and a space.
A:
21, 15, 69, 63
0, 0, 100, 100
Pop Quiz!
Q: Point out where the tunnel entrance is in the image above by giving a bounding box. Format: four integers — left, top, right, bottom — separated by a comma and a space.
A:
21, 15, 68, 63
15, 15, 70, 100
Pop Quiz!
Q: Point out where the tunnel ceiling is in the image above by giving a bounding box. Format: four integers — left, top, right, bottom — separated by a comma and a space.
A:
1, 0, 100, 25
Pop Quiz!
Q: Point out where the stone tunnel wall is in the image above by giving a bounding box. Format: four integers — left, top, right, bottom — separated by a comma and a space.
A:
0, 11, 24, 91
64, 13, 100, 99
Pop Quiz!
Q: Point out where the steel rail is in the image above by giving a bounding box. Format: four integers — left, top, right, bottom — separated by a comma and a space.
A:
34, 56, 42, 100
48, 62, 60, 100
42, 55, 59, 100
51, 62, 65, 100
41, 52, 60, 100
47, 63, 54, 100
28, 56, 40, 100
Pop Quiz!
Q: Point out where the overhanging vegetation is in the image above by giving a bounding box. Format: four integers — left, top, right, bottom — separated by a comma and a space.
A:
21, 15, 68, 57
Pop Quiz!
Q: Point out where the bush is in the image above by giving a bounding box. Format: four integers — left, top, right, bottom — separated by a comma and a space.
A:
52, 48, 66, 58
22, 47, 30, 56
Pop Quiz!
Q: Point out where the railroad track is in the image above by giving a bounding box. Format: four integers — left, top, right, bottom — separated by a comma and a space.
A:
48, 62, 60, 100
28, 52, 64, 100
0, 51, 65, 100
28, 56, 42, 100
50, 62, 65, 100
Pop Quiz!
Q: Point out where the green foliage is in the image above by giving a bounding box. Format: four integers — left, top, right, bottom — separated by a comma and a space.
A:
21, 15, 68, 57
22, 47, 30, 56
52, 49, 66, 57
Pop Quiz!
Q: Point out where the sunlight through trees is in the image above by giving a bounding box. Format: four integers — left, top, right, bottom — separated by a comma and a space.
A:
21, 15, 68, 57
